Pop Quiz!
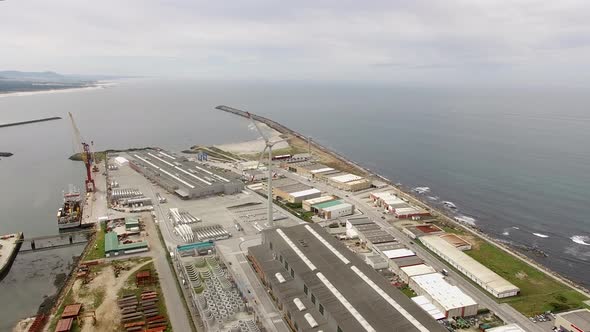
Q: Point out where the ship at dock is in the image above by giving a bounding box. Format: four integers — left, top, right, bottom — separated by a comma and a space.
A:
57, 186, 83, 230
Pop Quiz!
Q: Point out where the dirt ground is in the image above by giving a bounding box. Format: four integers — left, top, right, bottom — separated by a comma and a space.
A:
50, 259, 152, 332
82, 261, 152, 332
287, 134, 367, 176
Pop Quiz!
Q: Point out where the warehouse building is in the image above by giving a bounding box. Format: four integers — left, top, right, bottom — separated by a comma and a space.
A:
311, 200, 354, 219
420, 235, 519, 298
382, 249, 424, 273
399, 264, 437, 283
326, 173, 372, 192
243, 169, 267, 182
302, 195, 337, 212
357, 227, 398, 246
409, 273, 478, 318
365, 254, 389, 270
129, 149, 244, 199
247, 224, 447, 332
262, 177, 298, 193
439, 234, 472, 251
412, 296, 446, 321
554, 308, 590, 332
104, 232, 148, 257
485, 324, 527, 332
403, 225, 445, 239
369, 192, 430, 219
319, 202, 354, 220
274, 183, 322, 203
287, 162, 337, 179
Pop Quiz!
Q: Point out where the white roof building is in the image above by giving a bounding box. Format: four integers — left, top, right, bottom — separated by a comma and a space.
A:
410, 273, 478, 318
411, 296, 446, 320
290, 188, 322, 198
330, 173, 363, 183
303, 195, 336, 205
382, 248, 416, 259
114, 156, 128, 165
400, 264, 437, 283
485, 324, 527, 332
310, 167, 335, 174
420, 235, 520, 298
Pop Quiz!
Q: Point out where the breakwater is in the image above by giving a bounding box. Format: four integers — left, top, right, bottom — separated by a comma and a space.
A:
0, 116, 61, 128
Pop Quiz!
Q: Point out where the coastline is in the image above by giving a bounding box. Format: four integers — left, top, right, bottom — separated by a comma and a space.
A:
216, 105, 590, 298
0, 232, 24, 282
0, 81, 116, 98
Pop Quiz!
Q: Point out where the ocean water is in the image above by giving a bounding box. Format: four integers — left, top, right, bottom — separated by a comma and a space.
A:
1, 80, 589, 323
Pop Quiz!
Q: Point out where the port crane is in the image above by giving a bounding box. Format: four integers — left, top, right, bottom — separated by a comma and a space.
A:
68, 112, 96, 192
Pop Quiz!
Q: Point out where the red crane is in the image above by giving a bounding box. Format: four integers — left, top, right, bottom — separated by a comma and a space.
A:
68, 112, 95, 192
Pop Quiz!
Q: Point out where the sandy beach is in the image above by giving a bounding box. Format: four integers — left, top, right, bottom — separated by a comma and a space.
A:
214, 122, 289, 155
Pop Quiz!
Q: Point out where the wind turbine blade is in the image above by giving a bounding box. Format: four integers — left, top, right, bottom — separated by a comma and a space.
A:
256, 145, 268, 169
248, 114, 270, 142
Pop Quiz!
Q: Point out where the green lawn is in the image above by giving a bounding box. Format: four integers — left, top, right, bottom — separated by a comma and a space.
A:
429, 223, 589, 316
399, 285, 417, 298
466, 241, 588, 315
84, 223, 105, 261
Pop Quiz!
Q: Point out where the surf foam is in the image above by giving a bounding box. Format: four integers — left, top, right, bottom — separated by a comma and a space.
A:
571, 235, 590, 246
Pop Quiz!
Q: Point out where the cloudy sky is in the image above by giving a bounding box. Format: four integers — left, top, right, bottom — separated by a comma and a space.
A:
1, 0, 589, 84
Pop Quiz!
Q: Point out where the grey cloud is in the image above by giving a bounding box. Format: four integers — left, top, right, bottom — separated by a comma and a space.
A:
0, 0, 589, 84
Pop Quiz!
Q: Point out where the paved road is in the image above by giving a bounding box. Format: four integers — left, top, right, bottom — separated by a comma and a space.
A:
105, 161, 196, 331
276, 169, 544, 332
142, 211, 194, 332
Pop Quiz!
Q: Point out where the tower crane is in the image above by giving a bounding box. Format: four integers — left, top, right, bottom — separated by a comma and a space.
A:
68, 112, 96, 193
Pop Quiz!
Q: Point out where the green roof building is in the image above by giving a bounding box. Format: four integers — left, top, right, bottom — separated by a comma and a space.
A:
312, 200, 343, 210
104, 231, 148, 257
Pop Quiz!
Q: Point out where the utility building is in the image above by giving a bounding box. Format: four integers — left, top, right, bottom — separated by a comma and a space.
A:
247, 224, 447, 332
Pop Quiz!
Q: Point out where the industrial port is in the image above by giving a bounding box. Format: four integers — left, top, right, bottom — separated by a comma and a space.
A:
4, 106, 590, 332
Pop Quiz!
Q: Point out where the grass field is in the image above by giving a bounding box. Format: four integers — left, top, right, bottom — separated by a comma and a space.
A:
434, 223, 588, 316
468, 241, 588, 315
84, 223, 105, 261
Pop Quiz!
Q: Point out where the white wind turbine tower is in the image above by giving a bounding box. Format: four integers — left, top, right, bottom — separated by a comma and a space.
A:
249, 113, 286, 228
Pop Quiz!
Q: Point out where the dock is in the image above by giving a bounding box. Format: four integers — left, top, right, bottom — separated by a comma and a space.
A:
18, 230, 92, 252
0, 232, 24, 281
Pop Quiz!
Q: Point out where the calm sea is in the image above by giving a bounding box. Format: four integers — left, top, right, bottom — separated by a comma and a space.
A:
1, 80, 589, 326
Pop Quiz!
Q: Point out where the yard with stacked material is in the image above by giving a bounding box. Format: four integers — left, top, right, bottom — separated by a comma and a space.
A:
437, 223, 589, 316
118, 261, 171, 332
48, 257, 153, 332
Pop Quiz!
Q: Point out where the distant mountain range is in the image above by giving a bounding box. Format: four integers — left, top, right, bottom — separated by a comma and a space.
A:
0, 70, 129, 94
0, 70, 95, 94
0, 70, 70, 81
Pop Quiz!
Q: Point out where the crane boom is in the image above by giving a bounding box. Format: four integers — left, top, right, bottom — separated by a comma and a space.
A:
68, 112, 95, 192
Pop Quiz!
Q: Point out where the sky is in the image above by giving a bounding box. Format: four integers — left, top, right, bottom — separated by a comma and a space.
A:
1, 0, 590, 84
